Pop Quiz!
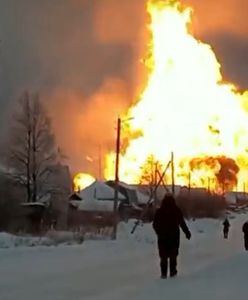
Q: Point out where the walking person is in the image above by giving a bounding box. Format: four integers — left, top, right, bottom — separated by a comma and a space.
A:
223, 217, 230, 239
242, 221, 248, 251
153, 194, 191, 278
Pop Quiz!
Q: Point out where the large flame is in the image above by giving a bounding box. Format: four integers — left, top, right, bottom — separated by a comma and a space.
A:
104, 0, 248, 192
73, 173, 95, 191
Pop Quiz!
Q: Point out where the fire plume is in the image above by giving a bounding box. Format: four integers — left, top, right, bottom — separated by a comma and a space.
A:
73, 173, 95, 191
104, 0, 248, 192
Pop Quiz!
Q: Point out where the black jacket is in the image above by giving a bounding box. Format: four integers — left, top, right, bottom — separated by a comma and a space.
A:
242, 222, 248, 235
153, 199, 191, 255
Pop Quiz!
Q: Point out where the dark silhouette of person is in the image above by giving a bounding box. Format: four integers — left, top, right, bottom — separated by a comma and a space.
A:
223, 218, 230, 239
153, 194, 191, 278
242, 221, 248, 250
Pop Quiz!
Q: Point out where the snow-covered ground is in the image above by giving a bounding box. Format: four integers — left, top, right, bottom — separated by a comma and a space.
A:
0, 212, 248, 300
0, 230, 84, 248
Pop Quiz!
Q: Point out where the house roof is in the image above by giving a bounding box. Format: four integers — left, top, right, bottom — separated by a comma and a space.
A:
225, 191, 248, 204
79, 180, 126, 201
135, 190, 151, 204
71, 181, 157, 211
71, 199, 115, 212
106, 180, 152, 204
68, 180, 126, 212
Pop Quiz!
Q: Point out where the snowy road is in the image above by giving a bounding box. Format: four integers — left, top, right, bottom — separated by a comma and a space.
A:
0, 237, 157, 300
0, 214, 248, 300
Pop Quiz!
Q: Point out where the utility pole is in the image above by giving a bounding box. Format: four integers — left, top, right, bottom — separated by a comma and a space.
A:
207, 177, 211, 194
98, 144, 102, 180
188, 172, 191, 192
171, 152, 175, 195
222, 182, 225, 195
154, 161, 158, 208
112, 117, 121, 240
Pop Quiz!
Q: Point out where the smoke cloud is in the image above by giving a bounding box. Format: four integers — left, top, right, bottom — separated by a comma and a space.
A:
1, 0, 248, 176
46, 78, 131, 176
190, 156, 240, 190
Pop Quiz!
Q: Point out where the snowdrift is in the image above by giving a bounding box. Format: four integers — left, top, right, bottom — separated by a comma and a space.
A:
0, 231, 84, 248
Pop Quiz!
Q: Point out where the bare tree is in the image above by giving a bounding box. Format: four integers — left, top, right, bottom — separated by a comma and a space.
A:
7, 92, 59, 202
139, 155, 164, 204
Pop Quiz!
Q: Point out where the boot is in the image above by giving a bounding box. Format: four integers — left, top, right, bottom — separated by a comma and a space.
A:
160, 258, 168, 279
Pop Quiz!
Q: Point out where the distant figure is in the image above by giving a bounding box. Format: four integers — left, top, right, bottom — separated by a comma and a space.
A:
223, 218, 230, 239
242, 221, 248, 250
153, 194, 191, 278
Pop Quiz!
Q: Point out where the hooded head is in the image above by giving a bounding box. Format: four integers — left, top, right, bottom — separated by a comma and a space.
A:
160, 193, 176, 210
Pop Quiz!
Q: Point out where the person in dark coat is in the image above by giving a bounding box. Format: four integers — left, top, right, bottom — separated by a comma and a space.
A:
153, 194, 191, 278
242, 221, 248, 250
223, 218, 230, 239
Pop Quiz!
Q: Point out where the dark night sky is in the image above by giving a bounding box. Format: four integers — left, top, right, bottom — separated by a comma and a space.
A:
1, 0, 248, 173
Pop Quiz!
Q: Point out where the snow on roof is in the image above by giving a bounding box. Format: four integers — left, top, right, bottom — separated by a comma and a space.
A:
74, 199, 115, 212
79, 180, 125, 201
225, 191, 248, 204
72, 180, 126, 212
107, 181, 152, 205
117, 181, 136, 190
224, 192, 237, 204
136, 190, 151, 204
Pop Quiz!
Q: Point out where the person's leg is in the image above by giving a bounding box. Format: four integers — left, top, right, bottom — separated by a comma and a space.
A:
160, 258, 168, 278
245, 235, 248, 250
169, 255, 178, 277
158, 242, 168, 278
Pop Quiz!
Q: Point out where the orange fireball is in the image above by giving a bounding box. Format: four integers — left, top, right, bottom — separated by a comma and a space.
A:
73, 173, 95, 191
